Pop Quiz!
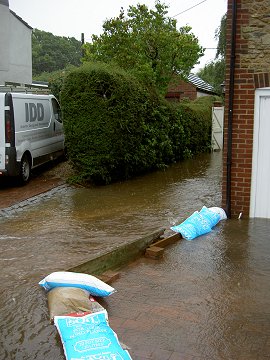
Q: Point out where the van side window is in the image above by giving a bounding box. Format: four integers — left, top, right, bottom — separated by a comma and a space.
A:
52, 98, 62, 123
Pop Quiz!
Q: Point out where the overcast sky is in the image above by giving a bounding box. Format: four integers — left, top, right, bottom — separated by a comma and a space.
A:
8, 0, 227, 71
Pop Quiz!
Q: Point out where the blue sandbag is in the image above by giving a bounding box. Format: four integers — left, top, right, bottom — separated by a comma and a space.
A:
199, 206, 221, 228
54, 310, 132, 360
171, 211, 212, 240
170, 207, 221, 240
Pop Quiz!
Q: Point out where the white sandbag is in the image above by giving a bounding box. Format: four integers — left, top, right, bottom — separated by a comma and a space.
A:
39, 271, 116, 297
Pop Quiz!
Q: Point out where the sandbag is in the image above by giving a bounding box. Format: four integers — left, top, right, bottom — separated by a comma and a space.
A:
170, 206, 222, 240
199, 206, 221, 227
209, 206, 227, 220
54, 310, 132, 360
39, 271, 116, 297
171, 210, 212, 240
47, 287, 104, 323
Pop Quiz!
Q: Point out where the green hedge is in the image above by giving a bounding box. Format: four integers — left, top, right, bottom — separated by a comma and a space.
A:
61, 62, 216, 185
174, 97, 214, 159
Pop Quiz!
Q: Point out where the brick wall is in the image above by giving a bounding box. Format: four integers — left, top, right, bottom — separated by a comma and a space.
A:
222, 0, 270, 217
166, 79, 197, 101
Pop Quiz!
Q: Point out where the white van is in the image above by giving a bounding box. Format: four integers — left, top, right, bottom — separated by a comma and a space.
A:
0, 91, 65, 184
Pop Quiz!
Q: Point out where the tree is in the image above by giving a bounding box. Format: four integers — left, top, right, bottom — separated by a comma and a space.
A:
83, 2, 203, 94
197, 59, 225, 94
215, 14, 227, 59
32, 29, 82, 76
197, 13, 226, 95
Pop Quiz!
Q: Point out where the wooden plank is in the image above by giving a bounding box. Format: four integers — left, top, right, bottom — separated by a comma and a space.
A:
150, 232, 182, 248
68, 228, 165, 275
98, 270, 120, 284
145, 246, 164, 259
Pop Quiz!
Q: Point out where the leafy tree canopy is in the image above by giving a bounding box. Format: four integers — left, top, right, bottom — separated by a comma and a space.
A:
215, 14, 227, 59
197, 59, 225, 94
32, 29, 82, 76
197, 13, 226, 95
82, 1, 204, 94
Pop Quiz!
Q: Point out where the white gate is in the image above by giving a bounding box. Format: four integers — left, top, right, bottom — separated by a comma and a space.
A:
211, 106, 224, 151
250, 89, 270, 218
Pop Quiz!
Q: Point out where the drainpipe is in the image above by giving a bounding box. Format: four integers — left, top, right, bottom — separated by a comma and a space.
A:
225, 0, 237, 218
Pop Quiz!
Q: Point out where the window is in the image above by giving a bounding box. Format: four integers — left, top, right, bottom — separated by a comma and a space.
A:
51, 98, 62, 123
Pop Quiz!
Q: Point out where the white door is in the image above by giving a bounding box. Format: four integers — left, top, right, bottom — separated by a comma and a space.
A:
0, 95, 6, 170
211, 106, 224, 151
250, 89, 270, 218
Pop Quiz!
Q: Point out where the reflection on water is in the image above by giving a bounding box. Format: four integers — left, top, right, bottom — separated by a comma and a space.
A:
0, 152, 269, 359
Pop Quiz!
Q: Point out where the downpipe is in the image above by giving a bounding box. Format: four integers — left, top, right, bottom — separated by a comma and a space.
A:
226, 0, 237, 219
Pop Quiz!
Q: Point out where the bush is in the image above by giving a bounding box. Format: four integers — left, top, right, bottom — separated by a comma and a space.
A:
61, 62, 217, 185
175, 96, 217, 157
33, 65, 78, 99
61, 63, 164, 184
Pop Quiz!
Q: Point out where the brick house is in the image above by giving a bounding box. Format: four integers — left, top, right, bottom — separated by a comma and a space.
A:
166, 74, 216, 102
222, 0, 270, 218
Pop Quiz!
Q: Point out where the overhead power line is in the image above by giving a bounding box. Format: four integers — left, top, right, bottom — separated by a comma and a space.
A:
172, 0, 207, 17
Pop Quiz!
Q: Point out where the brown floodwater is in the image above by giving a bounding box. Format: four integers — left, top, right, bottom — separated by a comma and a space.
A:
0, 152, 269, 359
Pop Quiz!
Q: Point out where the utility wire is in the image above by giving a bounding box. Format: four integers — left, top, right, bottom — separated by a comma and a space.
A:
172, 0, 207, 17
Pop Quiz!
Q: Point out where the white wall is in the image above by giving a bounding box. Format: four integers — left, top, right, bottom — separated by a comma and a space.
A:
0, 5, 32, 85
197, 91, 211, 98
0, 4, 10, 74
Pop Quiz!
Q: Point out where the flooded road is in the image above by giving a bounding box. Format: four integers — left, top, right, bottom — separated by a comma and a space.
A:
0, 152, 269, 359
108, 216, 270, 359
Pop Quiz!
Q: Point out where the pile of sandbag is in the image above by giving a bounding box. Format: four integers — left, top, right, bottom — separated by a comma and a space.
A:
39, 271, 132, 360
171, 206, 227, 240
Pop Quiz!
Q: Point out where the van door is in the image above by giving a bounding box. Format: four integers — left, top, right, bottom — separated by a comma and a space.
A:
13, 94, 52, 163
50, 97, 64, 152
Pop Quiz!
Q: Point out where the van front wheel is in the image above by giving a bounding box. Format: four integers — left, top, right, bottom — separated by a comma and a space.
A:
19, 154, 31, 184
